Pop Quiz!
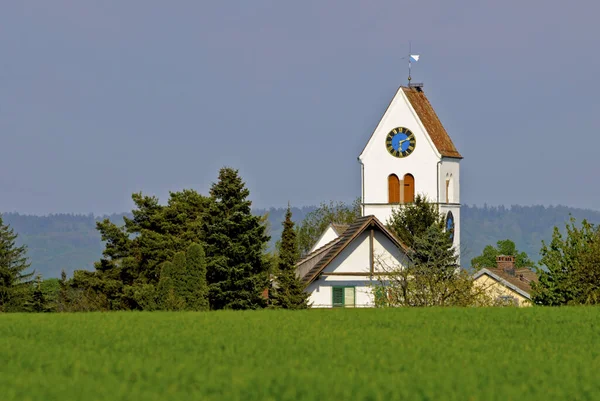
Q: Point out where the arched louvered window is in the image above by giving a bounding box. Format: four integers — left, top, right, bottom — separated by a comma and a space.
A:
403, 174, 415, 203
388, 174, 400, 203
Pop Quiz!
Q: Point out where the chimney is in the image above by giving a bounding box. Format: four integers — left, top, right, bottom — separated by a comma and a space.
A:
496, 255, 516, 276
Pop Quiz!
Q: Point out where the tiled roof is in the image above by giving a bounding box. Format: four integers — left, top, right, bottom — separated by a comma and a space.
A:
484, 267, 538, 295
330, 223, 349, 236
295, 237, 342, 281
402, 87, 463, 159
296, 215, 408, 285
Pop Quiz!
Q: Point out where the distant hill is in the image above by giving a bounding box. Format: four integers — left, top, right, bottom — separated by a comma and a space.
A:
3, 204, 600, 278
460, 204, 600, 264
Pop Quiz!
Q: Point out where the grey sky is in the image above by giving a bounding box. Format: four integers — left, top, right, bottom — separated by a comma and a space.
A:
1, 1, 599, 215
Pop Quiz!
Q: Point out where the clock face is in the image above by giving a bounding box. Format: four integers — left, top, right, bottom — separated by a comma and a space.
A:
446, 211, 455, 243
386, 127, 416, 158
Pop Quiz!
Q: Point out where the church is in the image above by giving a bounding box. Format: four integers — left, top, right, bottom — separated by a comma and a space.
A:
295, 84, 463, 308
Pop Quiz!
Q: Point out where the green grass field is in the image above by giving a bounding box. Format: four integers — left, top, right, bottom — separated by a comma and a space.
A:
1, 308, 599, 401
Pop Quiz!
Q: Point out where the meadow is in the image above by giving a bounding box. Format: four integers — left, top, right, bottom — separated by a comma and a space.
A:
1, 308, 599, 401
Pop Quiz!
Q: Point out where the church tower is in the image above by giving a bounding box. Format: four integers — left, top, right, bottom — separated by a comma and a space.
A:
358, 85, 462, 262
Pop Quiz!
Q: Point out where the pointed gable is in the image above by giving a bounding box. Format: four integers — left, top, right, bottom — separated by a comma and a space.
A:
296, 215, 408, 285
359, 86, 462, 160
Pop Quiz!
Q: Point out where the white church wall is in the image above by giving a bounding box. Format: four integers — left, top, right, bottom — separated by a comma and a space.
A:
439, 158, 461, 264
439, 204, 461, 265
360, 88, 442, 224
440, 158, 461, 204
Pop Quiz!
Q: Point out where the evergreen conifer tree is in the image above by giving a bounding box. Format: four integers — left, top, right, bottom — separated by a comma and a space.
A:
271, 206, 309, 309
31, 274, 47, 312
171, 252, 187, 300
91, 189, 209, 310
202, 167, 270, 310
57, 269, 69, 312
387, 194, 444, 250
185, 243, 209, 311
0, 215, 33, 312
157, 261, 185, 311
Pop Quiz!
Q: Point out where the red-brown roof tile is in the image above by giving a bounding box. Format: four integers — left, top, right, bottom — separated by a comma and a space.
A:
402, 87, 462, 159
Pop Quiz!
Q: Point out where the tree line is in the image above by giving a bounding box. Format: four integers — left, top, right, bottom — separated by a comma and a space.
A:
2, 169, 600, 311
4, 203, 600, 278
0, 167, 308, 312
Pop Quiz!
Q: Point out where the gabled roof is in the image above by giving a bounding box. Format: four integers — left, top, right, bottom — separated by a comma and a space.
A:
473, 268, 538, 299
307, 223, 348, 254
359, 86, 462, 160
295, 237, 342, 282
296, 215, 408, 285
401, 87, 462, 159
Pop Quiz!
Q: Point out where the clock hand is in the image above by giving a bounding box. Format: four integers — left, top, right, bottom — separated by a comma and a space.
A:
397, 138, 409, 148
397, 135, 414, 149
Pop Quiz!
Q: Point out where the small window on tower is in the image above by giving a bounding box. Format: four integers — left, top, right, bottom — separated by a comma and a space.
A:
446, 175, 454, 203
402, 174, 415, 203
388, 174, 400, 203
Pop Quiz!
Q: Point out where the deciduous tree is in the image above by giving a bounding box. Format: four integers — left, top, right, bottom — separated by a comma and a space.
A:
373, 224, 486, 307
532, 217, 600, 305
296, 199, 361, 256
471, 239, 533, 270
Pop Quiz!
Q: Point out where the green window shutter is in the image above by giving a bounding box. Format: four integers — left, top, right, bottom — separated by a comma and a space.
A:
332, 287, 344, 308
344, 287, 355, 308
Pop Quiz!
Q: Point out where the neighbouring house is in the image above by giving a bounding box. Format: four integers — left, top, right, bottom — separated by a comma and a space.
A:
296, 215, 410, 308
473, 255, 538, 306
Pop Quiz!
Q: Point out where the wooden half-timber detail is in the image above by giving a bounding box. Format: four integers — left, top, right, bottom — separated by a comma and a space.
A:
388, 174, 400, 203
403, 173, 415, 203
369, 228, 374, 279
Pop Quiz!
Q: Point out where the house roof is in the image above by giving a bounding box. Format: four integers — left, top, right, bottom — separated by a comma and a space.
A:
401, 87, 462, 159
296, 215, 408, 285
331, 223, 349, 236
474, 268, 538, 299
307, 222, 348, 254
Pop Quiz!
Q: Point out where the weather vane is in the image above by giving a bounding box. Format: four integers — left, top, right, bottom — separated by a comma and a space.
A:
405, 41, 420, 86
